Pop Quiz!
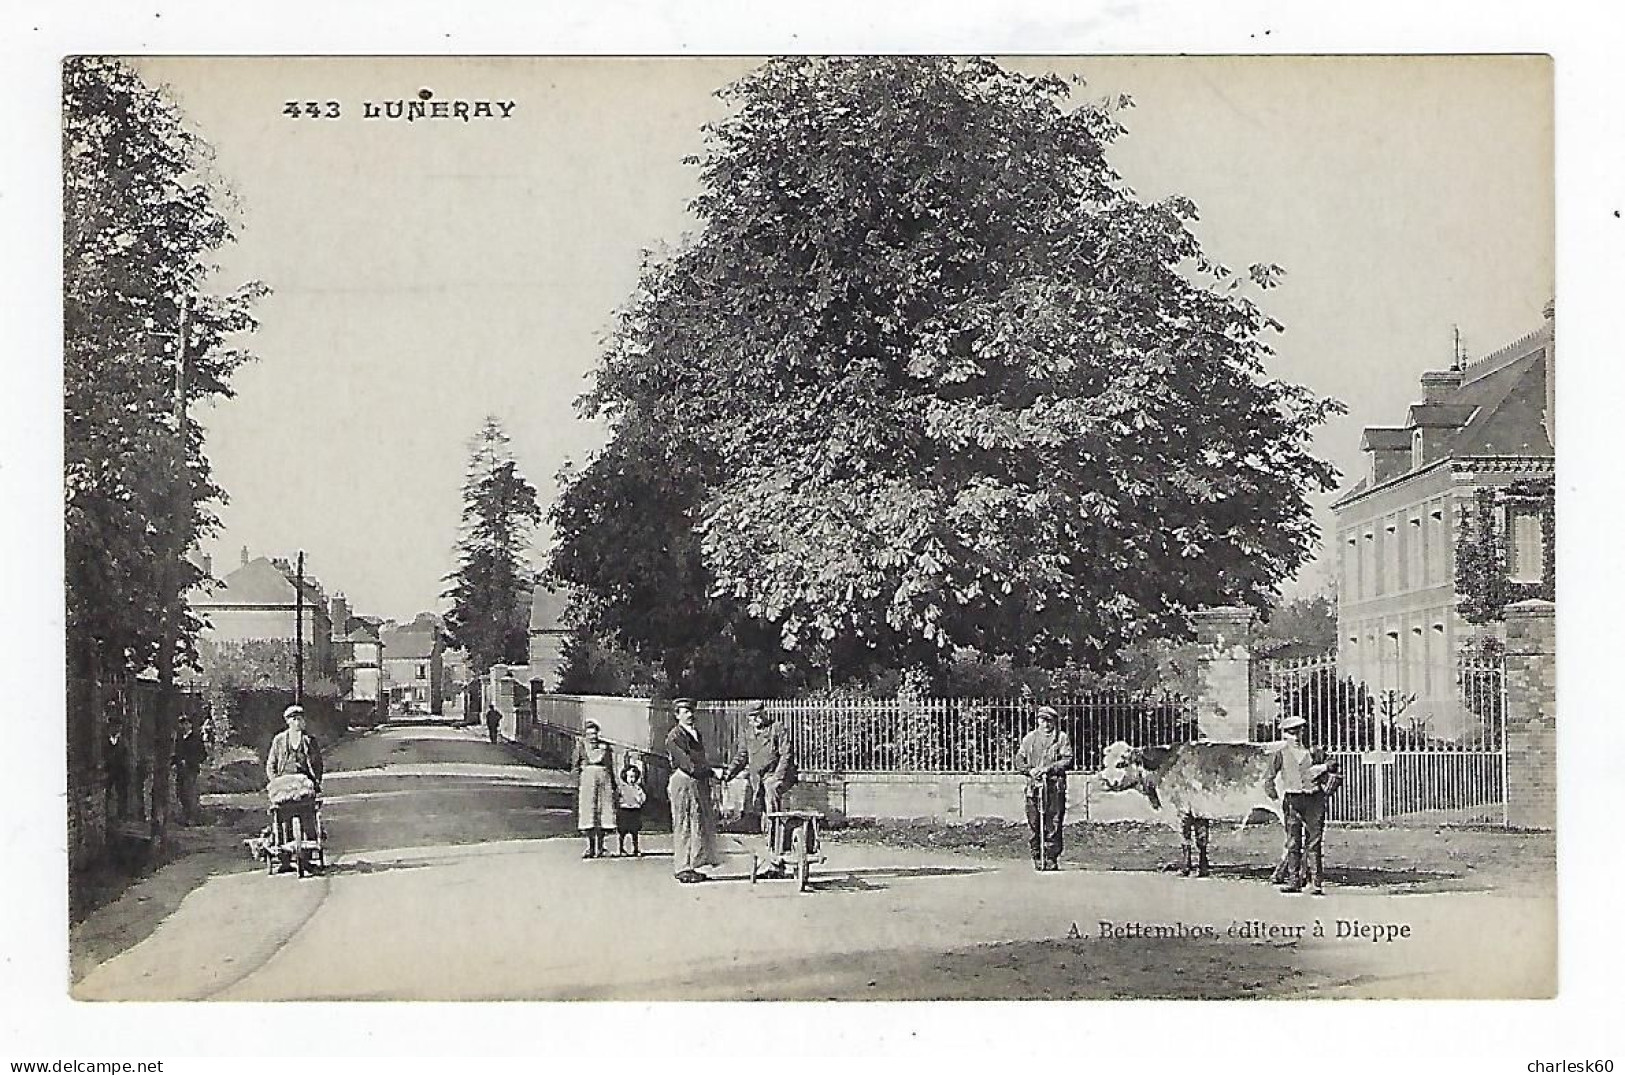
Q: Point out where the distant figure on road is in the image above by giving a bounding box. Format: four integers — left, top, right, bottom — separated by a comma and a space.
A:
1014, 706, 1073, 872
104, 720, 130, 821
485, 704, 502, 744
172, 716, 207, 826
665, 697, 723, 884
616, 759, 646, 857
720, 701, 797, 879
573, 721, 617, 859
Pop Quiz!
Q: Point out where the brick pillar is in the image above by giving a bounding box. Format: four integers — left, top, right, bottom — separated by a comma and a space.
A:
1192, 607, 1256, 741
1503, 599, 1556, 830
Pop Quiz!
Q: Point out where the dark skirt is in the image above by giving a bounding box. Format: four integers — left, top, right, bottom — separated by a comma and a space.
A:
616, 806, 643, 834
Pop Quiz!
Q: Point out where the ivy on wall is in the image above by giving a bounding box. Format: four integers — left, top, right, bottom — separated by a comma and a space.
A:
1455, 478, 1556, 624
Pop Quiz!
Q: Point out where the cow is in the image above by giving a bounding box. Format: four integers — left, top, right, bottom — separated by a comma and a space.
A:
1095, 740, 1288, 877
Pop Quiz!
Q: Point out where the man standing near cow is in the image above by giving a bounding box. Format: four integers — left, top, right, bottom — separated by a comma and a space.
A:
1014, 705, 1073, 871
720, 701, 797, 879
1269, 714, 1336, 895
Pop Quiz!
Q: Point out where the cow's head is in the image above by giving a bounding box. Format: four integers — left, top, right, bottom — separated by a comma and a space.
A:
1094, 740, 1147, 793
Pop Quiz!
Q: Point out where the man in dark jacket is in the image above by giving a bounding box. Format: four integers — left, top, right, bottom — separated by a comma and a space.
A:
172, 716, 207, 825
485, 705, 502, 744
1014, 706, 1073, 871
721, 701, 797, 878
104, 721, 130, 821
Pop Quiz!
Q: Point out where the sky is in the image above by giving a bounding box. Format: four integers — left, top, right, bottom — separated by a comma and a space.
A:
133, 55, 1553, 622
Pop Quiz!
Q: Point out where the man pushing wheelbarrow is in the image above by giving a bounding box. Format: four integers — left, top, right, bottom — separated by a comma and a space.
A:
262, 705, 325, 875
719, 701, 797, 879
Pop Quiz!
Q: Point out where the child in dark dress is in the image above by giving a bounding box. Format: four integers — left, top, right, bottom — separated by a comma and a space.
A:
616, 760, 646, 857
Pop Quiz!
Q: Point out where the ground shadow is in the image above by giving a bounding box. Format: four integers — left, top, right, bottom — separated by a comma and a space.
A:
704, 862, 989, 894
318, 859, 438, 878
1196, 862, 1463, 889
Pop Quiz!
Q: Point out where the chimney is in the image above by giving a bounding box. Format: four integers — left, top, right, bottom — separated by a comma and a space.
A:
1420, 369, 1464, 403
240, 545, 250, 567
202, 553, 213, 578
330, 593, 350, 631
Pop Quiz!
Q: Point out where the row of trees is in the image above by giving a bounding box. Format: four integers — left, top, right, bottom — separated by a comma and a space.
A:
544, 57, 1342, 698
65, 57, 267, 844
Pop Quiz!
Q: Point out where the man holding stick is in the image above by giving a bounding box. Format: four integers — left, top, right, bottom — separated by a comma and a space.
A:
1014, 705, 1073, 872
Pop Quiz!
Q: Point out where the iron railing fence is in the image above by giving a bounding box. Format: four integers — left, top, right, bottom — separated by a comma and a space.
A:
1257, 649, 1507, 823
1255, 651, 1506, 753
703, 692, 1198, 775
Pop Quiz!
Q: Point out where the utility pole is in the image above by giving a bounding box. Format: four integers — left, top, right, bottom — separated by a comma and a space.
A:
152, 295, 190, 841
295, 550, 306, 704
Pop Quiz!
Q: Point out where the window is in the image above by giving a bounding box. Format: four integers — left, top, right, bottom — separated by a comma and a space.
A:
1507, 511, 1545, 584
1408, 517, 1423, 590
1414, 625, 1429, 692
1430, 507, 1447, 584
416, 663, 428, 680
1412, 429, 1425, 469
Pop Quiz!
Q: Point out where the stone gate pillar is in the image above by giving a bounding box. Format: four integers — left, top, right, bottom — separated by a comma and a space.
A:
1192, 606, 1256, 741
1503, 599, 1556, 830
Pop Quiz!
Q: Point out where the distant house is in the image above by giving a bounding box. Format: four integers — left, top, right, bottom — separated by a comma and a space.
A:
329, 594, 385, 717
188, 550, 336, 685
527, 585, 571, 693
380, 615, 445, 715
1331, 322, 1554, 731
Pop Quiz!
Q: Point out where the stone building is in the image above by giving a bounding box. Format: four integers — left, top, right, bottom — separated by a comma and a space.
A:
527, 585, 571, 693
380, 615, 445, 715
188, 549, 336, 683
1331, 322, 1554, 737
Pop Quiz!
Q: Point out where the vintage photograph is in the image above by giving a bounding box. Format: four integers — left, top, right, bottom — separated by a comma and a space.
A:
62, 54, 1555, 1001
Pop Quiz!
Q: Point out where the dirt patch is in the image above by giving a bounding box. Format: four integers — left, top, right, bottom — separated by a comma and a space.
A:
831, 819, 1555, 895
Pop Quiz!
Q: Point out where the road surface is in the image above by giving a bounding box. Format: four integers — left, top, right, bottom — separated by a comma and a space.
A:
73, 724, 1555, 1001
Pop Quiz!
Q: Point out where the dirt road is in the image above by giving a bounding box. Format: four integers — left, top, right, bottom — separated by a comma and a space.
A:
72, 724, 1555, 1001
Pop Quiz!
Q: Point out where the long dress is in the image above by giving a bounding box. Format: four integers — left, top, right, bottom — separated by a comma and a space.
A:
574, 739, 616, 832
666, 722, 722, 875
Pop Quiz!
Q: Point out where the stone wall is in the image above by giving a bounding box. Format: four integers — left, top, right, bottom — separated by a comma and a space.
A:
1503, 600, 1556, 829
1193, 607, 1255, 741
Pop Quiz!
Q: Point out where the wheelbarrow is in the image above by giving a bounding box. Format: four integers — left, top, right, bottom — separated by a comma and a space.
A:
751, 809, 826, 893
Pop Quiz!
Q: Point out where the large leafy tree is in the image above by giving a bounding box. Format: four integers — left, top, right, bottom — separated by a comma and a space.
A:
64, 57, 266, 835
443, 418, 543, 675
558, 56, 1341, 682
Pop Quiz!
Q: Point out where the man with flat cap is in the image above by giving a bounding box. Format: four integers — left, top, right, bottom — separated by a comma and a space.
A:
1014, 705, 1073, 871
665, 697, 724, 883
1269, 714, 1337, 895
721, 701, 797, 879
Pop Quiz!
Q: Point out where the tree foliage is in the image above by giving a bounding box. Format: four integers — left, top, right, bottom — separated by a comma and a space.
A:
443, 417, 542, 675
554, 57, 1341, 686
64, 57, 267, 758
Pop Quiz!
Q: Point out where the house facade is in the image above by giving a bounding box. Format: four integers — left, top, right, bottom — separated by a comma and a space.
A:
380, 615, 445, 714
1331, 322, 1554, 737
329, 594, 385, 716
527, 585, 571, 693
188, 551, 337, 685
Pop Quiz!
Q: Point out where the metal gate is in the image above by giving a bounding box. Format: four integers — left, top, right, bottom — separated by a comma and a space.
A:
1256, 650, 1507, 825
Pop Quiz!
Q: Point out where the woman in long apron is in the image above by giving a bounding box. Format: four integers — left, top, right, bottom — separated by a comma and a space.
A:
665, 698, 722, 883
573, 721, 617, 858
